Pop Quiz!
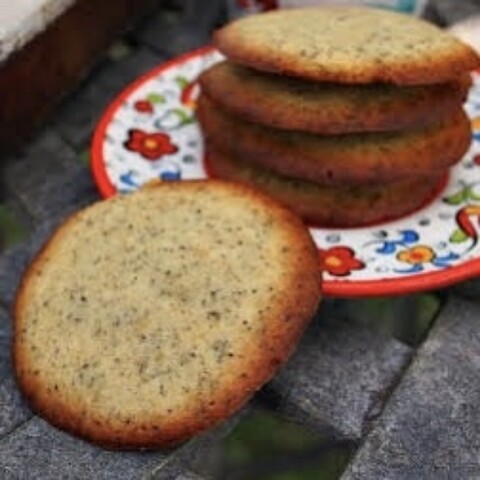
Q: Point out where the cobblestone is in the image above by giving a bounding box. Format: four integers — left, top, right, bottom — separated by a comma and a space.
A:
343, 297, 480, 479
4, 131, 78, 210
269, 308, 412, 440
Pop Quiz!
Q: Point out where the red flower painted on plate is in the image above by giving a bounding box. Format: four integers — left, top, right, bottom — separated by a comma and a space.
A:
124, 129, 178, 161
321, 246, 365, 277
134, 100, 154, 114
474, 154, 480, 167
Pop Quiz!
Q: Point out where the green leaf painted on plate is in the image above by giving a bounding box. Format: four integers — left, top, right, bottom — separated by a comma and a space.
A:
444, 189, 468, 206
171, 108, 195, 126
467, 187, 480, 202
146, 93, 166, 104
450, 228, 469, 244
175, 76, 189, 90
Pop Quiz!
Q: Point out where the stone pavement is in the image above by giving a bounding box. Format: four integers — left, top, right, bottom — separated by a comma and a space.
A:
1, 1, 480, 478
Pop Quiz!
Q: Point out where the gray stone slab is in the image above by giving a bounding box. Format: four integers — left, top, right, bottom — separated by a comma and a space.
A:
0, 268, 35, 442
149, 463, 204, 480
95, 47, 165, 95
54, 80, 115, 150
53, 46, 162, 151
136, 21, 211, 58
132, 2, 225, 57
451, 277, 480, 300
0, 168, 99, 307
0, 307, 12, 378
0, 303, 33, 438
426, 0, 480, 25
0, 410, 238, 479
267, 306, 412, 440
0, 165, 97, 315
0, 163, 97, 308
0, 307, 33, 439
3, 197, 34, 241
150, 465, 203, 480
343, 296, 480, 479
333, 294, 442, 347
4, 130, 78, 203
0, 244, 32, 308
0, 417, 164, 480
29, 166, 99, 224
0, 374, 32, 440
160, 411, 245, 478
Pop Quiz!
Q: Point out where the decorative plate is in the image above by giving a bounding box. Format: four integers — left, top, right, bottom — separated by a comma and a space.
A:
91, 46, 480, 297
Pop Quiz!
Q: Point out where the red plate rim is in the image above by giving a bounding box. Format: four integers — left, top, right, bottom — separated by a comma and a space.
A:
321, 260, 480, 297
90, 47, 480, 298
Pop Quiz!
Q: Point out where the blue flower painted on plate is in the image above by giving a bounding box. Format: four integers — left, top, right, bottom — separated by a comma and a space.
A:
119, 170, 140, 193
157, 160, 181, 182
371, 229, 419, 255
160, 171, 181, 181
118, 162, 181, 192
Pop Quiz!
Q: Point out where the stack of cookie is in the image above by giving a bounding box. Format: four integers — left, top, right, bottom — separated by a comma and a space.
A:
198, 7, 480, 227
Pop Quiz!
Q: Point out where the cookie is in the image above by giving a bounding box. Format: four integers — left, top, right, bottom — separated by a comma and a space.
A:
197, 95, 471, 185
207, 148, 445, 227
14, 180, 321, 449
199, 61, 471, 134
215, 7, 480, 85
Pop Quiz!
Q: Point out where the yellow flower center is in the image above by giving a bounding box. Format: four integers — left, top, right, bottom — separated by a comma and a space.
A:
144, 138, 158, 150
398, 245, 434, 265
325, 255, 343, 268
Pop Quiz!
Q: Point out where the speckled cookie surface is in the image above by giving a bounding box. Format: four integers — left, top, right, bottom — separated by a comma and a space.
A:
198, 95, 472, 185
14, 180, 321, 450
199, 61, 471, 134
207, 149, 445, 227
215, 7, 480, 85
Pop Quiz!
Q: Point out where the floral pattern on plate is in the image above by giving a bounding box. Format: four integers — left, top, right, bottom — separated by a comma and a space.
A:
96, 47, 221, 194
91, 47, 480, 297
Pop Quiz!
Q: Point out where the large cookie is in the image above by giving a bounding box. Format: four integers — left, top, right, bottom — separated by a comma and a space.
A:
197, 95, 472, 185
199, 61, 471, 134
215, 7, 480, 85
14, 180, 320, 449
207, 148, 445, 227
